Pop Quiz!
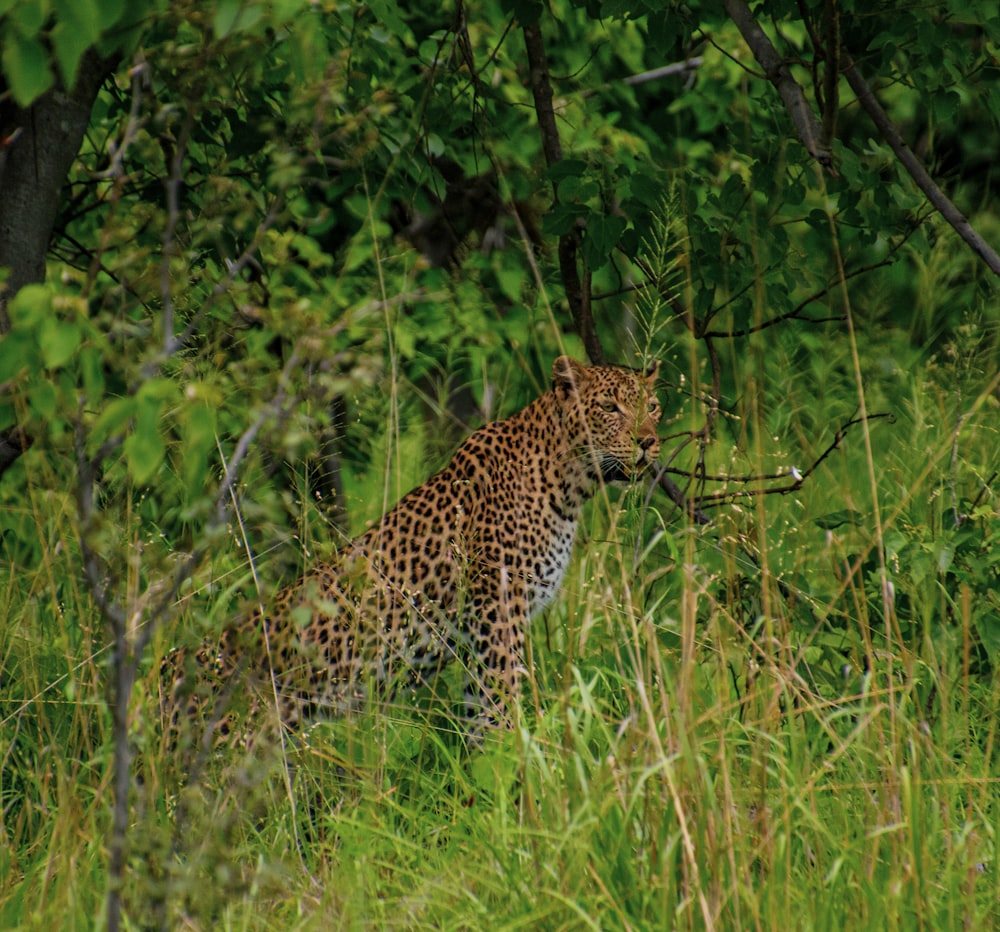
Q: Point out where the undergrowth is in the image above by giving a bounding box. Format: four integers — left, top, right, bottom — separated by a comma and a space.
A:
2, 311, 999, 929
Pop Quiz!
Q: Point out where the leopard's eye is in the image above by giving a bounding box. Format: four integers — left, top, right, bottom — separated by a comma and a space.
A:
598, 401, 618, 413
648, 400, 658, 412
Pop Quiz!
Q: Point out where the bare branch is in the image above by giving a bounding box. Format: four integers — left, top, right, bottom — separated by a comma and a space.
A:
723, 0, 833, 168
842, 55, 1000, 278
624, 58, 704, 85
683, 411, 893, 510
92, 57, 150, 182
581, 58, 704, 99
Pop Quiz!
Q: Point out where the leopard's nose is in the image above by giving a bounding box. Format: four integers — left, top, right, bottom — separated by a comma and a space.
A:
639, 435, 658, 452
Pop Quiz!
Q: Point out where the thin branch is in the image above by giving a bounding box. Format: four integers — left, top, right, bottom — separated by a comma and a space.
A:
522, 20, 606, 365
522, 23, 562, 167
648, 411, 889, 529
134, 347, 301, 660
703, 235, 926, 339
842, 54, 1000, 277
966, 470, 997, 519
723, 0, 833, 168
686, 411, 893, 509
92, 57, 149, 182
75, 398, 128, 932
80, 342, 306, 932
624, 58, 704, 85
820, 0, 840, 152
75, 409, 127, 631
73, 172, 285, 929
581, 57, 704, 99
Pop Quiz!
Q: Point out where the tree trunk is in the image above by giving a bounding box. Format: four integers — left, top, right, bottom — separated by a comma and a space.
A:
0, 48, 117, 477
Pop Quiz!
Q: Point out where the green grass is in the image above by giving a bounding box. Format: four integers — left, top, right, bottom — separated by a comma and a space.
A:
2, 322, 999, 930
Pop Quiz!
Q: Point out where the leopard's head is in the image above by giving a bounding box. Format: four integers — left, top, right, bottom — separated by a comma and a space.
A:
552, 355, 662, 484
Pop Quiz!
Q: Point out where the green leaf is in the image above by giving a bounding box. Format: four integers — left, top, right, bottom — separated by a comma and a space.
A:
7, 284, 52, 328
556, 176, 599, 202
213, 0, 264, 38
28, 379, 58, 420
91, 397, 134, 447
95, 0, 153, 56
973, 612, 1000, 668
270, 0, 309, 25
499, 0, 543, 25
582, 214, 627, 269
814, 509, 861, 530
543, 203, 588, 237
181, 401, 217, 498
80, 346, 105, 401
368, 0, 411, 40
96, 0, 126, 29
2, 33, 54, 106
545, 159, 589, 182
40, 318, 82, 369
213, 0, 243, 38
0, 401, 16, 431
51, 21, 93, 89
9, 0, 46, 35
52, 0, 102, 41
0, 331, 36, 381
124, 397, 165, 485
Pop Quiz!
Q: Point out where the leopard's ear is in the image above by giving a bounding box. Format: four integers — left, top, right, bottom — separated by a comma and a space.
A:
552, 356, 589, 396
643, 360, 660, 385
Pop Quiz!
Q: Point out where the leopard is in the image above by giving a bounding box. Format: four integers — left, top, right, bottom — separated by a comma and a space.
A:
163, 356, 661, 745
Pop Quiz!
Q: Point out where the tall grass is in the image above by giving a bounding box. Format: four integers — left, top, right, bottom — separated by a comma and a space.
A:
2, 307, 999, 929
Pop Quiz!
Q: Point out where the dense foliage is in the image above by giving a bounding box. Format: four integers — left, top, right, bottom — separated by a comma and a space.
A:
1, 1, 998, 927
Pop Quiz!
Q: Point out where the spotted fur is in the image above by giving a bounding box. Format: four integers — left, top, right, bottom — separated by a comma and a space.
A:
165, 356, 661, 741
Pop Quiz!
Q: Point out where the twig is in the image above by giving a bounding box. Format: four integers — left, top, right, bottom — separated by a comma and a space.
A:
685, 411, 893, 509
966, 471, 997, 518
723, 0, 833, 168
92, 57, 149, 182
624, 58, 704, 85
703, 234, 924, 339
580, 58, 705, 99
842, 54, 1000, 277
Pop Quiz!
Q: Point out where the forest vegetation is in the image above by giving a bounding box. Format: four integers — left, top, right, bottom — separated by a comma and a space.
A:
1, 0, 999, 928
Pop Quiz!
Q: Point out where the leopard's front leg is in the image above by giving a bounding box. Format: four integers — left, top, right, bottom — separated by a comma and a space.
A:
463, 568, 529, 732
